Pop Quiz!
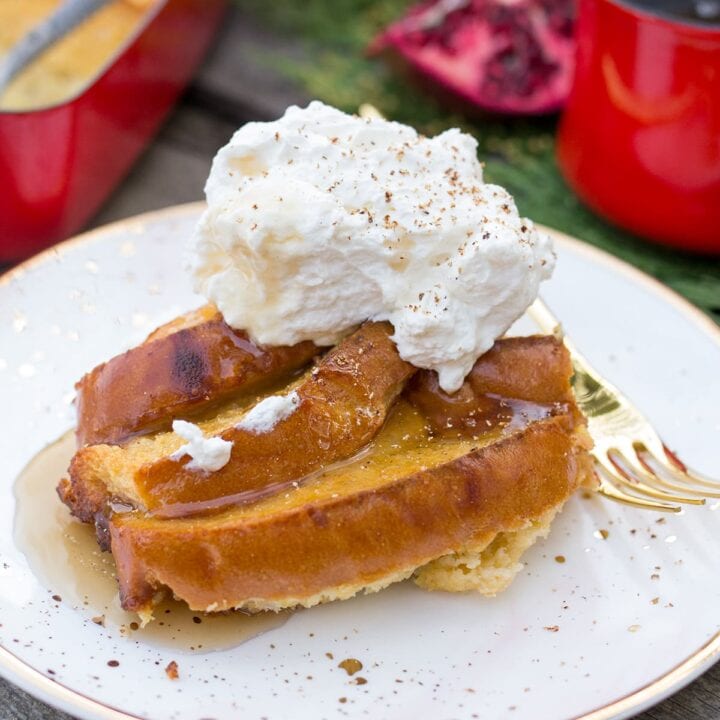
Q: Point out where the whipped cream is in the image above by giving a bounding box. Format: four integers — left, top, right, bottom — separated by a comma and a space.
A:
171, 420, 233, 472
235, 391, 300, 434
190, 101, 554, 392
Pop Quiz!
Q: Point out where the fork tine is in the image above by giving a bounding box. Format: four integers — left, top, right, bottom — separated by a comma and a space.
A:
594, 462, 681, 513
661, 444, 720, 489
600, 451, 705, 506
635, 445, 720, 498
529, 297, 715, 512
631, 434, 720, 492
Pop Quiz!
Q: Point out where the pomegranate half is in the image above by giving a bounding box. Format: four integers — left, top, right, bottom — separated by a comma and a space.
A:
370, 0, 576, 116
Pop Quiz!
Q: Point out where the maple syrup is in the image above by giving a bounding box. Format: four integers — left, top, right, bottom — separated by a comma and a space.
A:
13, 431, 290, 652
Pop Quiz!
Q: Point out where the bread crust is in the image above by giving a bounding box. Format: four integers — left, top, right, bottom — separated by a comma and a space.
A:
75, 305, 319, 446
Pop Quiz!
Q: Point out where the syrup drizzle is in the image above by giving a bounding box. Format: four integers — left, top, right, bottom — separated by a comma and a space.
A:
13, 431, 290, 652
153, 396, 559, 520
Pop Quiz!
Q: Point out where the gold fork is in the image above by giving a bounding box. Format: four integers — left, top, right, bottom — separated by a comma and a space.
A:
528, 297, 720, 513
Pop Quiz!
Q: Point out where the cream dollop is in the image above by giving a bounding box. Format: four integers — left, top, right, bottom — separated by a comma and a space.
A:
235, 391, 300, 434
189, 101, 554, 392
171, 420, 233, 472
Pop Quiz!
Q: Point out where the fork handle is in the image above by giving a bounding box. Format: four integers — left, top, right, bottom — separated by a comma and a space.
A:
528, 298, 623, 414
527, 297, 563, 337
528, 297, 584, 358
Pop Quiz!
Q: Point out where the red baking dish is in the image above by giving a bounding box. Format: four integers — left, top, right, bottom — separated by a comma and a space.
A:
557, 0, 720, 253
0, 0, 226, 263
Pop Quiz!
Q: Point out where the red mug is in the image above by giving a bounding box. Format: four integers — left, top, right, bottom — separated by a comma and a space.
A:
557, 0, 720, 253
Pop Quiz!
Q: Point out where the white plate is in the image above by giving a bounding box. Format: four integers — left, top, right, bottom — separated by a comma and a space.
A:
0, 203, 718, 720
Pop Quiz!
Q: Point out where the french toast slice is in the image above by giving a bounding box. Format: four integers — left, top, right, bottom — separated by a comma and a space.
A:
110, 398, 593, 616
75, 304, 320, 447
61, 323, 415, 519
62, 334, 592, 617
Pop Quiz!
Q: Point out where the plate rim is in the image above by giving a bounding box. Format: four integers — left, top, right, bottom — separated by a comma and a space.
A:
1, 201, 718, 720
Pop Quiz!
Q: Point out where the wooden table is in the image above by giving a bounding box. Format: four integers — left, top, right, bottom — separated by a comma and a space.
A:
1, 6, 718, 719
